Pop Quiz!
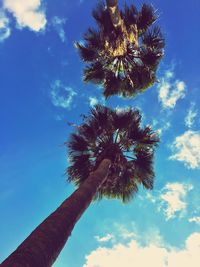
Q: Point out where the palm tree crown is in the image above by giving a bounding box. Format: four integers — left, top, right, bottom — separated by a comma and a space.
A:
67, 105, 159, 202
76, 1, 165, 98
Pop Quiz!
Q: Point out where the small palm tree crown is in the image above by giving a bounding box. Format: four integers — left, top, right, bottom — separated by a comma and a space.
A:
67, 105, 159, 202
76, 1, 165, 98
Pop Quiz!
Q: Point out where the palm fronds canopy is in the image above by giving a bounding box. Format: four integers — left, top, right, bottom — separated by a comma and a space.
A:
67, 105, 159, 202
76, 1, 165, 98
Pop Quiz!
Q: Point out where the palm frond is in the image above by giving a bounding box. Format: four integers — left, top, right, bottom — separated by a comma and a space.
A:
75, 42, 97, 62
83, 28, 102, 49
79, 123, 97, 143
66, 105, 159, 202
92, 1, 113, 33
140, 47, 162, 68
103, 72, 121, 98
112, 108, 138, 130
134, 151, 154, 189
68, 154, 91, 184
142, 26, 165, 49
68, 134, 88, 154
84, 62, 105, 84
129, 65, 156, 91
137, 4, 157, 35
122, 4, 138, 28
138, 126, 160, 146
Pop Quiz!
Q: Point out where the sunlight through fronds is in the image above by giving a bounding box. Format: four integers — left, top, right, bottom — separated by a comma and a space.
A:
76, 1, 165, 98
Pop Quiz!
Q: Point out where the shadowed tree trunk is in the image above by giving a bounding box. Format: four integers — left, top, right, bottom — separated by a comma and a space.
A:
106, 0, 122, 28
1, 159, 111, 267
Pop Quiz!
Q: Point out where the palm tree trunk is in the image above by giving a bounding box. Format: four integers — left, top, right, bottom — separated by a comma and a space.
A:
1, 159, 111, 267
106, 0, 122, 28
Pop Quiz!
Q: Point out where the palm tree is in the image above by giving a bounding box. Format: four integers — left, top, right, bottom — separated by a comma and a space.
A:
1, 105, 159, 267
76, 0, 165, 98
68, 105, 159, 201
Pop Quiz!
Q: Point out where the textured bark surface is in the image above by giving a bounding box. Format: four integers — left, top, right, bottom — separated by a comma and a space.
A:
1, 159, 111, 267
106, 0, 122, 28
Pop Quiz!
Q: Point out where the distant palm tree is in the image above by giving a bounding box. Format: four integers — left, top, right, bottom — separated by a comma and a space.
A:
1, 105, 159, 267
76, 0, 165, 98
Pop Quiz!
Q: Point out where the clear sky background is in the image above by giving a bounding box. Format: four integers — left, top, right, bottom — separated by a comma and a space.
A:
0, 0, 200, 266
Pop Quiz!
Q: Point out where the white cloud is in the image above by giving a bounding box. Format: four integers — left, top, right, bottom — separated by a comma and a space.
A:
89, 96, 98, 107
115, 105, 131, 113
0, 11, 11, 42
185, 103, 197, 128
52, 16, 66, 42
159, 182, 193, 220
158, 70, 186, 109
113, 223, 136, 240
95, 234, 114, 243
88, 96, 105, 108
3, 0, 47, 31
145, 191, 157, 203
50, 80, 77, 109
189, 217, 200, 225
170, 130, 200, 169
83, 232, 200, 267
105, 223, 163, 247
152, 119, 171, 136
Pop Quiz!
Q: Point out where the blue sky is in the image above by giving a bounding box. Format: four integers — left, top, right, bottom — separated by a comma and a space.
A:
0, 0, 200, 266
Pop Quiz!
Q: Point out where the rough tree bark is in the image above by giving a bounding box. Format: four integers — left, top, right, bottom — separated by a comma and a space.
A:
1, 159, 111, 267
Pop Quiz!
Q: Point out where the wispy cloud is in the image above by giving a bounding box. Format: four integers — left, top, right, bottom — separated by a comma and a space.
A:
95, 223, 164, 248
51, 16, 66, 43
189, 217, 200, 225
158, 70, 186, 109
3, 0, 47, 32
143, 181, 194, 221
115, 106, 130, 113
0, 11, 11, 42
89, 96, 98, 107
50, 80, 77, 109
88, 96, 105, 108
170, 131, 200, 169
95, 234, 114, 243
84, 232, 200, 267
158, 182, 193, 220
185, 103, 197, 128
113, 223, 136, 240
152, 119, 171, 136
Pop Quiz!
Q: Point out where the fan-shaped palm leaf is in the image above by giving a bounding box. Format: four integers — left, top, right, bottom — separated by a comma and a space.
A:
67, 105, 159, 202
76, 1, 165, 98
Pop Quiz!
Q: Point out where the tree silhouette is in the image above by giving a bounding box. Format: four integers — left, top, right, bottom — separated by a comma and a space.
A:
76, 0, 165, 98
68, 105, 159, 202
